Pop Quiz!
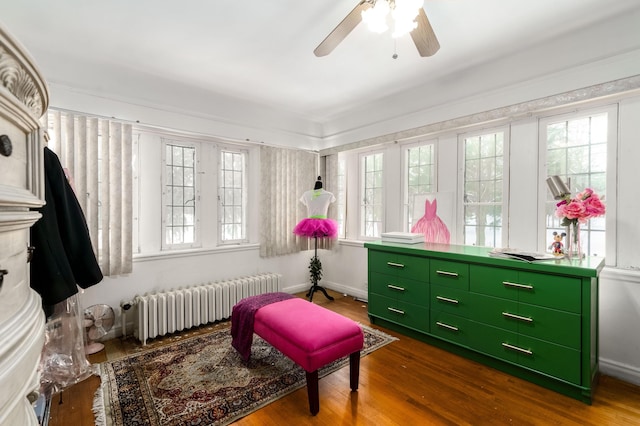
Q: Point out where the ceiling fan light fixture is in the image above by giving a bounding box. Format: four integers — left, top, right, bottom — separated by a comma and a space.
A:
314, 0, 438, 58
392, 0, 424, 37
362, 0, 390, 33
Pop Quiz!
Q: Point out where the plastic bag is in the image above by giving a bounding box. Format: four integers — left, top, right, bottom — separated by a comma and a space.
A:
39, 294, 98, 396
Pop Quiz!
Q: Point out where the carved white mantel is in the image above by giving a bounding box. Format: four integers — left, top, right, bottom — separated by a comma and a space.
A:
0, 23, 49, 426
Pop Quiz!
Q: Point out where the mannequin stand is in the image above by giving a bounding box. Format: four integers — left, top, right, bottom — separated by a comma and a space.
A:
306, 236, 334, 302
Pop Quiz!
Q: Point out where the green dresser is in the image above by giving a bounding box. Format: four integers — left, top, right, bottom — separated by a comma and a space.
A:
365, 241, 604, 404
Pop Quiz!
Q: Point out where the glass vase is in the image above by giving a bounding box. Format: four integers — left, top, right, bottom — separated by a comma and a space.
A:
566, 222, 583, 260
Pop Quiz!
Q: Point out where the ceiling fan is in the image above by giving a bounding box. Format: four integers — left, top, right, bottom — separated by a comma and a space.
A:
314, 0, 440, 57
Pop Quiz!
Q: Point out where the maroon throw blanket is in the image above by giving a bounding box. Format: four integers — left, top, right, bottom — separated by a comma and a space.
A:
231, 292, 295, 361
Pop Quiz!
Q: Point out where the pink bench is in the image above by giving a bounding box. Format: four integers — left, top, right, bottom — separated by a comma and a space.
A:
252, 297, 364, 415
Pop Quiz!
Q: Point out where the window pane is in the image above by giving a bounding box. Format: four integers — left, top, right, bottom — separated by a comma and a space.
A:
172, 187, 184, 205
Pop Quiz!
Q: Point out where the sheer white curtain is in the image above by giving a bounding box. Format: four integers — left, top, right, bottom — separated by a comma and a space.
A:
259, 146, 317, 257
324, 154, 339, 224
46, 110, 133, 276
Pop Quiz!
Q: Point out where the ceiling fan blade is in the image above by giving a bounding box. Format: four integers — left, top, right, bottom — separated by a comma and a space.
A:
314, 0, 373, 57
411, 7, 440, 57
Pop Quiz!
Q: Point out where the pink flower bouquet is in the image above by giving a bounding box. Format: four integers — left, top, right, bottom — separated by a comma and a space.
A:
555, 188, 606, 226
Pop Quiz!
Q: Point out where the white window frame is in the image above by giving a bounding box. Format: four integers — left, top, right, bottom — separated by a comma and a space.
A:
359, 150, 385, 239
401, 139, 437, 232
537, 104, 618, 261
218, 147, 248, 244
458, 127, 510, 248
161, 139, 201, 250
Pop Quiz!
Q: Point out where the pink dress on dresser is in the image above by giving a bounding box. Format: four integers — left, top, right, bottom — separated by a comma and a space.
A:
411, 198, 450, 244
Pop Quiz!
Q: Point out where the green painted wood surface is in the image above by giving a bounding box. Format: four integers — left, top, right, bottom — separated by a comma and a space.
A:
364, 241, 604, 276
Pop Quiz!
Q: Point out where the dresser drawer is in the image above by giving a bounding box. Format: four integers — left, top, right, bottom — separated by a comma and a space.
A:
369, 250, 428, 281
368, 293, 429, 332
369, 272, 428, 304
430, 285, 473, 318
472, 293, 581, 349
431, 310, 472, 347
470, 322, 581, 384
470, 265, 581, 313
0, 225, 31, 325
430, 259, 469, 290
469, 292, 519, 333
0, 116, 30, 199
517, 334, 581, 384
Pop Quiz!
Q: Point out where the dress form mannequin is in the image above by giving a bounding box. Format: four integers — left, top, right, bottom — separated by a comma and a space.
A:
293, 176, 337, 301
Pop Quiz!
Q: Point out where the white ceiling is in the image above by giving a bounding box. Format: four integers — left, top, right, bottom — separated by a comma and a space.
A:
2, 0, 640, 131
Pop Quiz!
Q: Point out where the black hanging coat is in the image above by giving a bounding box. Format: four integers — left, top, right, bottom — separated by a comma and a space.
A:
30, 147, 103, 309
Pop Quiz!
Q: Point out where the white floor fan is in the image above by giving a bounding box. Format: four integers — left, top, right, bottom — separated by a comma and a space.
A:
84, 304, 115, 354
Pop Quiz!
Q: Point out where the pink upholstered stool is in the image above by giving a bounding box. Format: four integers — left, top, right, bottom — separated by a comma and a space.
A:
253, 298, 364, 415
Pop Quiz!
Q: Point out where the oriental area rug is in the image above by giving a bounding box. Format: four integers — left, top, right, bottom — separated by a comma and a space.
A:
93, 323, 396, 426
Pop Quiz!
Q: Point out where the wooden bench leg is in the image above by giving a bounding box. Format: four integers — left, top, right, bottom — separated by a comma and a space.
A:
305, 370, 320, 415
350, 351, 361, 391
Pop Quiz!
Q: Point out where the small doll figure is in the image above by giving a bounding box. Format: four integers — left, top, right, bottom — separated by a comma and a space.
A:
549, 231, 566, 255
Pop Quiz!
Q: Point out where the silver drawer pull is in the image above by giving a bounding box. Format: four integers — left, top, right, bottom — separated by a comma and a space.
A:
436, 270, 459, 277
387, 307, 405, 315
436, 296, 459, 305
436, 321, 459, 332
502, 281, 534, 290
502, 312, 533, 323
387, 284, 406, 291
502, 342, 533, 355
387, 262, 405, 268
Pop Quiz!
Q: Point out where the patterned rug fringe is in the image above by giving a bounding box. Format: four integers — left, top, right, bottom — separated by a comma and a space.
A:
92, 371, 106, 426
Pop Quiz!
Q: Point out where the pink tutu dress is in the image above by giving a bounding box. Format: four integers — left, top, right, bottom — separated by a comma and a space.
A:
293, 189, 338, 238
411, 198, 450, 244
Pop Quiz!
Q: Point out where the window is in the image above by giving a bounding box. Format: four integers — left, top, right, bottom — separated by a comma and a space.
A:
404, 142, 436, 231
360, 152, 384, 238
219, 149, 247, 243
162, 140, 198, 248
462, 130, 507, 247
335, 155, 347, 238
542, 110, 611, 257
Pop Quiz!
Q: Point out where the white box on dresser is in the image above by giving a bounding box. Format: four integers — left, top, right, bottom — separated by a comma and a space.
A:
0, 23, 49, 426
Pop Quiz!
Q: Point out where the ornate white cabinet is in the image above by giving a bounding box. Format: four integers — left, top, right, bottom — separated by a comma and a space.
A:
0, 24, 49, 425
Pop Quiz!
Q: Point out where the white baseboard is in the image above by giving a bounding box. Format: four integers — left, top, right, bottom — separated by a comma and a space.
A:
283, 281, 368, 301
322, 280, 368, 301
599, 357, 640, 387
282, 283, 310, 294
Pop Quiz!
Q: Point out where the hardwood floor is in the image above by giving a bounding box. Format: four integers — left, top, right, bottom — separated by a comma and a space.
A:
47, 290, 640, 425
